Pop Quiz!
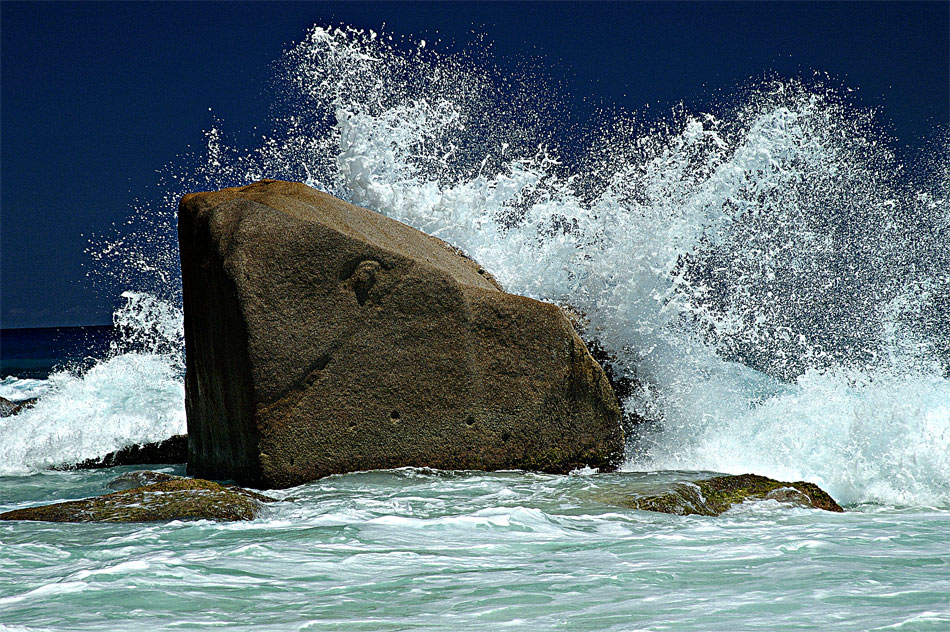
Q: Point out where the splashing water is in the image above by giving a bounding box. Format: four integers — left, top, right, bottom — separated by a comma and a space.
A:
0, 293, 185, 474
71, 26, 950, 505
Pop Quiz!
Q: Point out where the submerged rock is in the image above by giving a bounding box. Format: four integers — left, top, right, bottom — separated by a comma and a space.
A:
179, 180, 624, 488
630, 473, 844, 516
53, 435, 188, 470
0, 478, 275, 523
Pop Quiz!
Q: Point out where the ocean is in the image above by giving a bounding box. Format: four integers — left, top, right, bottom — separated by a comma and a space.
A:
1, 25, 948, 631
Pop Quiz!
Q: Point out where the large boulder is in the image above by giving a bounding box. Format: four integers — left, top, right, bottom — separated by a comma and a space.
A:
179, 180, 624, 489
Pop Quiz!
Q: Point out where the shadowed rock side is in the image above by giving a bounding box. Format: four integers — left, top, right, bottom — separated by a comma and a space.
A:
52, 435, 188, 470
178, 180, 624, 489
0, 478, 275, 523
630, 473, 844, 516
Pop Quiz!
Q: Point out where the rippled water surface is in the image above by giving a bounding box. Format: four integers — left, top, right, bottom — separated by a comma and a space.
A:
2, 467, 948, 631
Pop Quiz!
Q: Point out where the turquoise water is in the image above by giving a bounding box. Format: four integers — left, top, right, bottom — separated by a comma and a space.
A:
2, 467, 948, 631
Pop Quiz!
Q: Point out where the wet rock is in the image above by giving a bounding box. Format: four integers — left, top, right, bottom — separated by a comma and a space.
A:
630, 473, 844, 516
764, 486, 816, 506
0, 397, 20, 416
53, 435, 188, 470
179, 180, 624, 488
580, 337, 649, 438
106, 470, 184, 490
0, 478, 276, 523
0, 396, 37, 417
560, 307, 650, 440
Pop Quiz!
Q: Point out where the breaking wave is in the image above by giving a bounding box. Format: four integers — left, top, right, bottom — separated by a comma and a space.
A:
0, 293, 184, 474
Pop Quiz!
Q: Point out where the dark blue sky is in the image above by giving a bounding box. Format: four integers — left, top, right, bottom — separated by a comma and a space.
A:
2, 1, 948, 328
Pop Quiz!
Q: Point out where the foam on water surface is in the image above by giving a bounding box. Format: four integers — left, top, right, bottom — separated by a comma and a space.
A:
639, 367, 950, 506
2, 469, 949, 631
0, 353, 185, 475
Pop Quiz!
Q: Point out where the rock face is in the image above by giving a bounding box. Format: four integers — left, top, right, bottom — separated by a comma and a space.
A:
0, 478, 275, 523
53, 435, 188, 470
560, 307, 650, 440
179, 180, 624, 489
630, 474, 844, 516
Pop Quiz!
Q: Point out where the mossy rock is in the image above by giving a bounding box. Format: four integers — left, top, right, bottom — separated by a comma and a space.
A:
0, 478, 276, 523
630, 473, 844, 516
106, 470, 184, 490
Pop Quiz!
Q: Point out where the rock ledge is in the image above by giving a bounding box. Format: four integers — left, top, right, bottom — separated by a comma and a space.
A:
53, 435, 188, 471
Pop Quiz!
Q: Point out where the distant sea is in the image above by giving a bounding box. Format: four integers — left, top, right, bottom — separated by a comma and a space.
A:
0, 325, 116, 380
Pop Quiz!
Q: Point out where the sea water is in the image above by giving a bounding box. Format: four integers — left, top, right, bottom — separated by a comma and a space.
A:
1, 463, 948, 631
1, 26, 948, 630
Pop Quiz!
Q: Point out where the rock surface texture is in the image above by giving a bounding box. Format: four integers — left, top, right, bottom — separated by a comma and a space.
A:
631, 473, 844, 516
179, 180, 624, 489
0, 478, 275, 523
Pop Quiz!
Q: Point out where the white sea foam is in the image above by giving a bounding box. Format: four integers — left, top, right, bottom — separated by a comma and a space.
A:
637, 366, 950, 506
0, 377, 52, 402
0, 353, 185, 474
78, 26, 949, 506
0, 293, 185, 474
